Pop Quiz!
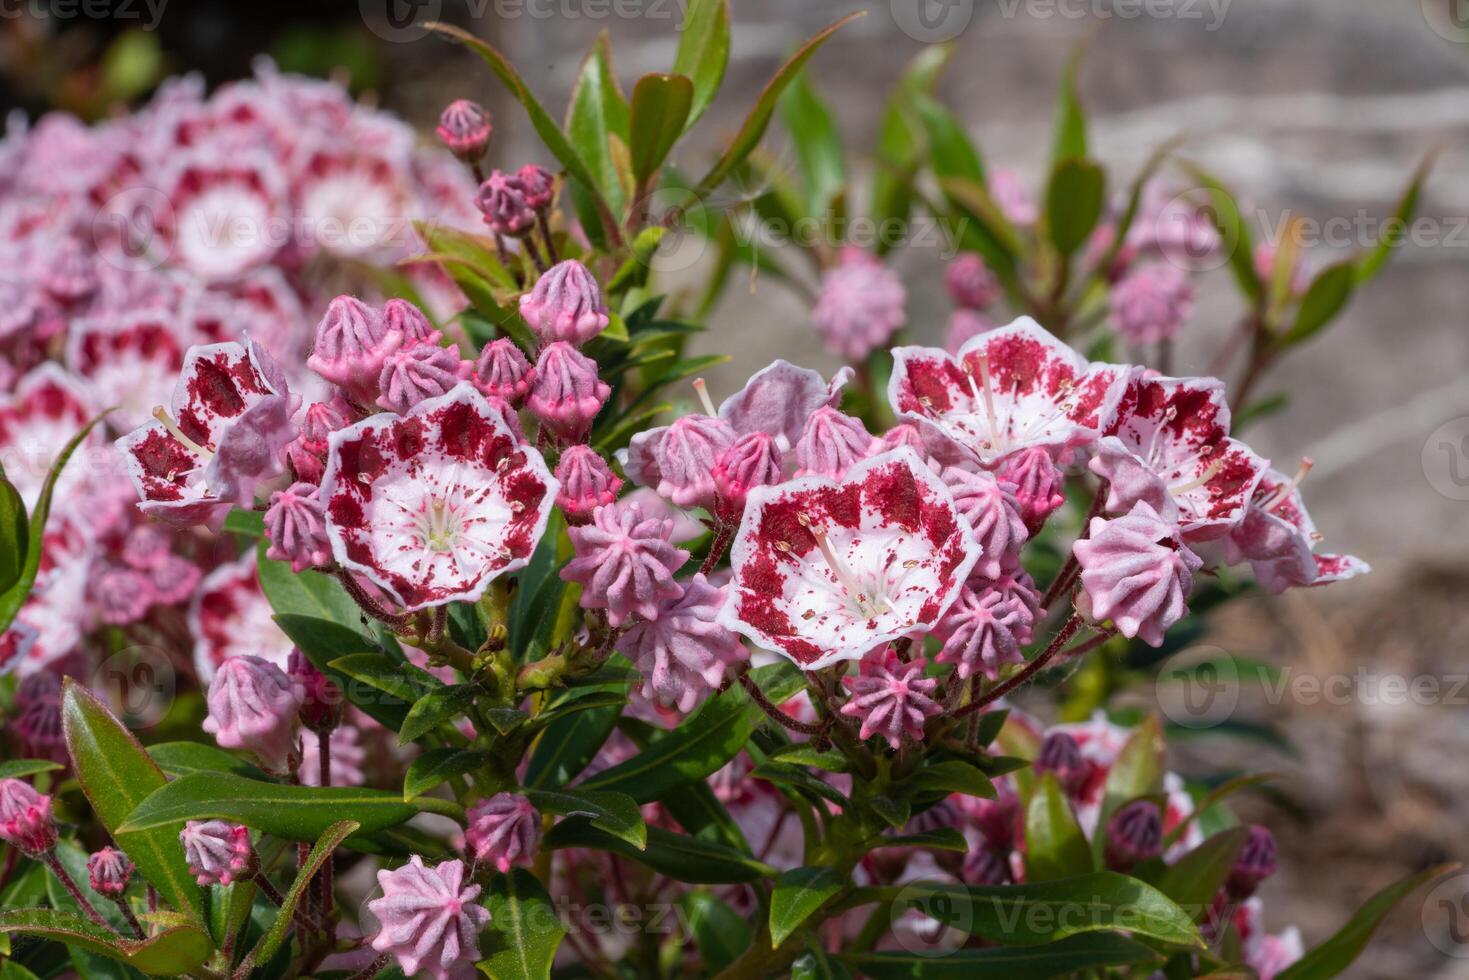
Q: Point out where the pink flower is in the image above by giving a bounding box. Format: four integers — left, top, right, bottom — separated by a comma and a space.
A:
996, 446, 1067, 536
555, 445, 621, 523
0, 364, 99, 510
264, 482, 332, 573
202, 655, 301, 771
1073, 501, 1203, 647
368, 856, 490, 980
288, 398, 351, 483
518, 260, 609, 347
811, 247, 907, 361
180, 820, 255, 886
376, 342, 472, 414
939, 467, 1027, 580
66, 312, 186, 432
115, 338, 298, 529
527, 342, 610, 440
0, 778, 57, 856
92, 565, 157, 625
1225, 463, 1368, 593
719, 448, 981, 669
934, 584, 1034, 681
320, 385, 558, 611
465, 793, 541, 874
157, 151, 288, 277
306, 296, 400, 402
616, 574, 744, 713
476, 169, 535, 238
795, 406, 876, 480
1109, 261, 1194, 345
889, 317, 1129, 468
946, 253, 1001, 310
189, 555, 295, 681
562, 501, 689, 626
1090, 375, 1267, 542
838, 648, 942, 749
945, 309, 997, 354
1235, 899, 1304, 980
644, 414, 736, 509
712, 432, 784, 516
88, 847, 135, 899
435, 99, 491, 162
517, 163, 554, 211
473, 337, 535, 404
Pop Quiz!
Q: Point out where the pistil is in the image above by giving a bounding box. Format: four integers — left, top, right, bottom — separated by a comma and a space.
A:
965, 353, 1005, 452
1169, 456, 1224, 496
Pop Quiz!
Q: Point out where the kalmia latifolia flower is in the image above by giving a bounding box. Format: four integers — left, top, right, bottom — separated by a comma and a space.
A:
838, 648, 942, 749
616, 574, 744, 713
719, 448, 980, 668
1225, 461, 1368, 593
527, 342, 610, 440
946, 253, 1001, 310
435, 99, 492, 162
201, 655, 301, 772
115, 338, 298, 529
554, 445, 621, 523
795, 406, 876, 480
368, 856, 490, 980
376, 342, 472, 414
889, 317, 1128, 468
473, 337, 536, 404
1228, 825, 1279, 900
465, 793, 541, 873
87, 847, 135, 898
288, 648, 343, 734
0, 778, 57, 856
812, 247, 907, 361
180, 820, 255, 886
0, 364, 98, 509
476, 169, 536, 238
562, 500, 689, 626
1104, 800, 1164, 870
996, 446, 1067, 536
517, 163, 554, 211
264, 482, 332, 572
306, 296, 400, 403
939, 467, 1027, 579
712, 432, 783, 515
518, 259, 609, 347
319, 384, 558, 611
934, 584, 1034, 681
1109, 261, 1194, 344
1073, 501, 1203, 647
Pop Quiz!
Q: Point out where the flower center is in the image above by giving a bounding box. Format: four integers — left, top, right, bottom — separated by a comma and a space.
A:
964, 353, 1006, 453
414, 495, 466, 553
798, 512, 890, 620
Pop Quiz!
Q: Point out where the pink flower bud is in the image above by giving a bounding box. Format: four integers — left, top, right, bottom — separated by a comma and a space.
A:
288, 649, 342, 734
265, 482, 332, 573
839, 648, 942, 750
180, 820, 255, 886
997, 447, 1066, 536
811, 247, 906, 361
369, 856, 489, 980
518, 260, 609, 347
93, 565, 157, 624
946, 253, 1001, 310
527, 342, 609, 441
1073, 501, 1202, 647
555, 445, 621, 523
201, 655, 301, 772
88, 847, 135, 899
0, 778, 57, 856
475, 170, 535, 238
465, 793, 541, 873
376, 343, 471, 414
562, 501, 688, 626
12, 675, 64, 762
795, 406, 876, 479
1227, 825, 1278, 899
307, 296, 400, 402
651, 414, 735, 510
517, 163, 554, 211
935, 585, 1033, 682
1035, 731, 1088, 796
615, 574, 743, 713
940, 467, 1028, 580
383, 297, 441, 348
473, 338, 535, 404
963, 846, 1013, 886
1109, 261, 1194, 345
1104, 800, 1163, 871
713, 431, 783, 515
289, 398, 351, 482
435, 99, 492, 162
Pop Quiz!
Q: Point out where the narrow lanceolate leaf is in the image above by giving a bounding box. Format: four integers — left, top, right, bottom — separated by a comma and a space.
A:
630, 73, 694, 188
61, 681, 205, 926
0, 759, 62, 780
397, 684, 477, 745
238, 821, 359, 971
0, 908, 211, 976
1155, 827, 1249, 923
672, 0, 730, 129
693, 12, 864, 198
565, 32, 630, 234
1096, 714, 1164, 858
870, 828, 969, 854
117, 772, 462, 839
1025, 773, 1094, 882
1051, 36, 1091, 164
478, 869, 566, 980
404, 748, 490, 801
0, 475, 26, 595
902, 760, 995, 800
1046, 157, 1106, 257
545, 822, 775, 884
255, 539, 367, 634
1181, 162, 1261, 304
842, 933, 1160, 979
1357, 147, 1439, 284
681, 891, 751, 974
525, 786, 646, 850
769, 867, 846, 947
1286, 260, 1358, 345
779, 68, 846, 213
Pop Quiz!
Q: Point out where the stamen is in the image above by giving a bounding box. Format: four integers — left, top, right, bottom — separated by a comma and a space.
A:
798, 512, 877, 618
1169, 457, 1224, 496
965, 353, 1005, 452
151, 406, 212, 459
1264, 457, 1314, 513
691, 378, 717, 417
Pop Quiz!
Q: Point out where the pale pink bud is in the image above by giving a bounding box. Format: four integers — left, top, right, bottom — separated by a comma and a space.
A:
376, 343, 471, 414
307, 296, 400, 402
946, 253, 1001, 310
473, 338, 535, 404
795, 406, 876, 479
518, 260, 609, 347
940, 466, 1028, 579
180, 820, 255, 886
464, 793, 540, 874
935, 585, 1033, 682
527, 342, 610, 440
811, 247, 906, 361
651, 415, 735, 510
369, 856, 489, 980
517, 163, 554, 211
615, 574, 743, 713
997, 447, 1066, 536
1073, 501, 1202, 647
201, 655, 301, 772
1109, 261, 1194, 345
475, 170, 535, 238
562, 501, 688, 626
288, 649, 342, 734
838, 648, 942, 749
713, 431, 783, 515
383, 297, 441, 348
264, 482, 332, 572
555, 445, 621, 523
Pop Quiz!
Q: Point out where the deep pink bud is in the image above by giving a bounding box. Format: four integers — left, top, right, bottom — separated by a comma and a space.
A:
946, 253, 1001, 310
562, 501, 688, 626
1104, 800, 1164, 870
93, 565, 157, 625
651, 415, 735, 510
1074, 502, 1202, 647
555, 445, 621, 523
997, 447, 1066, 536
88, 847, 135, 899
838, 648, 942, 749
288, 649, 342, 734
713, 431, 784, 514
436, 99, 492, 162
963, 846, 1013, 886
265, 482, 332, 573
795, 406, 876, 479
473, 338, 535, 404
383, 298, 441, 348
300, 399, 351, 454
201, 655, 301, 772
180, 820, 255, 886
369, 856, 488, 980
465, 793, 541, 874
376, 343, 471, 414
527, 342, 610, 440
1227, 825, 1278, 899
475, 170, 535, 238
517, 164, 554, 211
518, 260, 609, 347
935, 585, 1033, 682
0, 778, 57, 856
1035, 732, 1087, 796
307, 296, 400, 402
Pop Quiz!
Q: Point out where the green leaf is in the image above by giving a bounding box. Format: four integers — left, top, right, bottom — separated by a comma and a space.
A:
902, 760, 995, 800
770, 867, 845, 946
897, 872, 1202, 948
61, 680, 205, 926
525, 786, 646, 850
403, 747, 489, 801
779, 68, 845, 213
1025, 773, 1094, 881
871, 828, 969, 854
255, 540, 368, 636
870, 45, 951, 257
693, 12, 863, 198
0, 909, 212, 977
680, 890, 750, 974
146, 742, 266, 780
1155, 827, 1249, 923
672, 0, 729, 130
238, 821, 358, 971
545, 822, 775, 884
272, 626, 406, 730
1051, 38, 1091, 164
220, 507, 264, 539
1277, 863, 1457, 980
0, 476, 26, 595
1357, 148, 1438, 284
630, 73, 693, 189
1286, 261, 1357, 345
915, 93, 985, 187
794, 949, 855, 980
117, 772, 460, 840
1181, 163, 1261, 304
398, 685, 476, 746
478, 869, 566, 980
0, 759, 62, 780
1096, 716, 1164, 857
1046, 157, 1106, 257
524, 694, 624, 789
842, 933, 1160, 979
868, 795, 910, 830
565, 32, 629, 228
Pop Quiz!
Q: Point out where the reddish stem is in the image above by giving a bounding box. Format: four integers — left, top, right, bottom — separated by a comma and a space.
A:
954, 614, 1086, 719
42, 852, 112, 931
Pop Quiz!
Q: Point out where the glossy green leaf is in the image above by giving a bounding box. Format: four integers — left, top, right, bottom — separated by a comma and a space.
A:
478, 869, 566, 980
61, 681, 205, 926
0, 475, 26, 595
1357, 148, 1438, 284
1046, 157, 1106, 257
1051, 37, 1091, 164
902, 760, 995, 800
672, 0, 729, 129
146, 742, 266, 780
0, 759, 62, 780
398, 684, 476, 746
1025, 773, 1094, 881
630, 72, 693, 188
525, 786, 646, 850
239, 821, 358, 970
256, 540, 368, 636
770, 867, 845, 946
565, 32, 629, 224
0, 909, 212, 977
870, 45, 951, 257
545, 822, 775, 884
780, 68, 845, 213
1096, 715, 1164, 857
868, 795, 910, 830
1286, 261, 1357, 344
843, 933, 1159, 979
660, 780, 751, 854
871, 827, 969, 854
403, 747, 489, 801
1155, 827, 1249, 922
524, 694, 624, 789
220, 507, 264, 539
681, 890, 750, 974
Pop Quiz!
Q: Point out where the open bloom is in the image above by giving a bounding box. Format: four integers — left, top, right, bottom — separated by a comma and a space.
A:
1090, 375, 1267, 542
719, 448, 981, 669
616, 574, 744, 713
562, 500, 689, 626
889, 317, 1129, 468
190, 555, 295, 681
1225, 462, 1368, 593
1073, 501, 1203, 647
115, 338, 298, 529
839, 648, 942, 748
465, 794, 540, 874
201, 655, 300, 772
319, 384, 557, 611
369, 856, 490, 980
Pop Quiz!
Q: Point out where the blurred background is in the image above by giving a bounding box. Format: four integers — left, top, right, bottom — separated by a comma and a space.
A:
4, 1, 1466, 976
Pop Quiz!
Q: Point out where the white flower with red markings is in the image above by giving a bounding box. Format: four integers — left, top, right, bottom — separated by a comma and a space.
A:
157, 150, 288, 278
67, 311, 186, 431
319, 384, 557, 612
1225, 461, 1368, 593
718, 448, 981, 669
0, 364, 100, 510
